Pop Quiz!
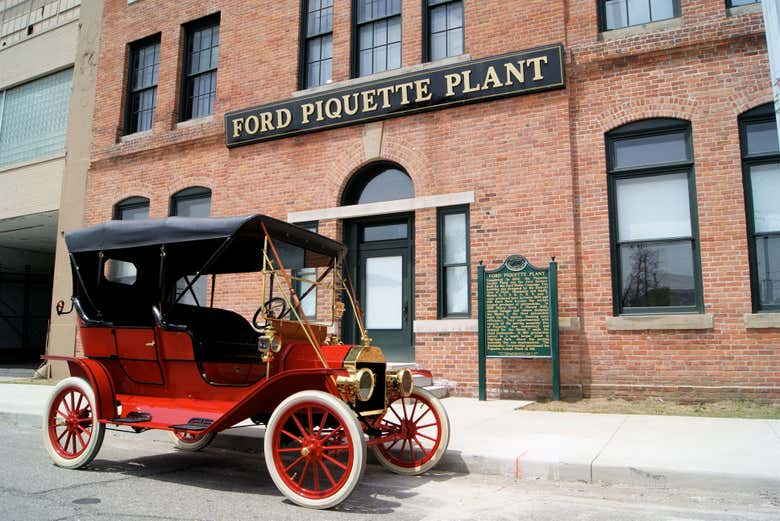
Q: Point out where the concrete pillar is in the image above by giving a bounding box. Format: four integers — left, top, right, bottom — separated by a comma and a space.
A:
47, 0, 105, 379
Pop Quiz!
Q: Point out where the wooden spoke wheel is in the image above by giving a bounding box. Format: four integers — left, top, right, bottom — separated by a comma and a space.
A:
43, 377, 105, 469
264, 391, 366, 509
372, 388, 450, 475
168, 430, 215, 451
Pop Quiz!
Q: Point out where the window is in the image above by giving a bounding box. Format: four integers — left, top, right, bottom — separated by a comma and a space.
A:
740, 104, 780, 311
424, 0, 463, 62
293, 222, 319, 319
606, 119, 702, 314
170, 186, 212, 218
181, 14, 220, 121
341, 163, 414, 205
125, 35, 160, 134
438, 206, 470, 317
353, 0, 401, 77
171, 187, 212, 305
301, 0, 333, 88
599, 0, 679, 31
104, 260, 137, 286
111, 197, 149, 283
727, 0, 760, 6
0, 68, 73, 168
114, 196, 150, 220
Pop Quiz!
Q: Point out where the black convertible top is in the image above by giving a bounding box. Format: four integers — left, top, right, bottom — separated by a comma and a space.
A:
65, 214, 345, 324
65, 214, 345, 262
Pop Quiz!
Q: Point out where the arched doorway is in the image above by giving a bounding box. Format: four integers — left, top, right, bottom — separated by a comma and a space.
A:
342, 162, 415, 362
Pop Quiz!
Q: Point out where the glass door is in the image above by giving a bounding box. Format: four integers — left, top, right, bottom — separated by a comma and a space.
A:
345, 215, 414, 361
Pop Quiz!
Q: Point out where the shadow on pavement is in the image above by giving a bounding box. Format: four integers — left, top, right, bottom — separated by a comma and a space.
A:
80, 443, 463, 515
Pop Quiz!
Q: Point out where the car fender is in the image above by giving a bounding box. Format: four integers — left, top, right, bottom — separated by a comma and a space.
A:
42, 355, 117, 420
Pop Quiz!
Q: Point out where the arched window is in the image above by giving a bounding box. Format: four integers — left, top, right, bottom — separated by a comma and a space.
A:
113, 196, 149, 220
170, 187, 211, 306
739, 104, 780, 311
341, 162, 414, 205
605, 118, 702, 314
170, 186, 212, 217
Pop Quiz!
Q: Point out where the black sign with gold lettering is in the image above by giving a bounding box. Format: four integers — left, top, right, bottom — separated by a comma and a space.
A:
225, 44, 564, 147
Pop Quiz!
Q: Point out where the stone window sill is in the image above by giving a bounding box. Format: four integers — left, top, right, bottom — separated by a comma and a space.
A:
175, 115, 214, 130
744, 313, 780, 329
413, 316, 581, 333
599, 17, 682, 42
119, 130, 152, 143
727, 3, 763, 17
606, 313, 714, 331
414, 319, 477, 333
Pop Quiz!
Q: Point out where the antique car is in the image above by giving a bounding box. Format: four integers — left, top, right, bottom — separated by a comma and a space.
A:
43, 214, 449, 509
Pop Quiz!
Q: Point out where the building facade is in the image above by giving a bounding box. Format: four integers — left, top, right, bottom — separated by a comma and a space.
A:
0, 0, 101, 370
81, 0, 779, 400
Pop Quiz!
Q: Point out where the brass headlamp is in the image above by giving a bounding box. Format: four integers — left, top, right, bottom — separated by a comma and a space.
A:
336, 367, 376, 404
386, 368, 414, 398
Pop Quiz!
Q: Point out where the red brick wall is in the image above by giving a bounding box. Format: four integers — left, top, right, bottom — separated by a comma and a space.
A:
82, 0, 780, 401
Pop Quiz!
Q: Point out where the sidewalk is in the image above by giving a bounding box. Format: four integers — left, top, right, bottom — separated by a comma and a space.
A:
2, 383, 778, 494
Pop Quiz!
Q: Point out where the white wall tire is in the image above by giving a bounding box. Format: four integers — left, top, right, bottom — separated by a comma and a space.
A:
168, 430, 215, 451
372, 388, 450, 475
43, 377, 106, 469
264, 390, 366, 509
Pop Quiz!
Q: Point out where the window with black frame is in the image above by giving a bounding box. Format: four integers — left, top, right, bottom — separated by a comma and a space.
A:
438, 206, 470, 318
727, 0, 760, 6
739, 104, 780, 311
112, 197, 149, 284
181, 14, 220, 121
293, 222, 319, 319
125, 35, 160, 134
170, 187, 212, 306
425, 0, 463, 62
114, 196, 150, 221
606, 119, 703, 314
599, 0, 679, 31
354, 0, 401, 77
301, 0, 333, 88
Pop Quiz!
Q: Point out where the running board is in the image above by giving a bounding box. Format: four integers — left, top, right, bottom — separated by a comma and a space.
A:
110, 411, 152, 423
169, 418, 214, 431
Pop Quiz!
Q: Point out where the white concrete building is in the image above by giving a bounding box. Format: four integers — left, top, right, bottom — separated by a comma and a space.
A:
0, 0, 101, 369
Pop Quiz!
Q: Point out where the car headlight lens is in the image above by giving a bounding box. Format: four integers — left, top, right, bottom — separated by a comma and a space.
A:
356, 368, 375, 401
398, 368, 414, 397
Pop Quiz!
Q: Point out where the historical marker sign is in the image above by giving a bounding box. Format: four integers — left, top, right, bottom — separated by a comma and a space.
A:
477, 255, 560, 400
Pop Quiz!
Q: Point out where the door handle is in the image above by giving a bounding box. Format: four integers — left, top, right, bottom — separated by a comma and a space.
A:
145, 340, 156, 347
403, 302, 409, 323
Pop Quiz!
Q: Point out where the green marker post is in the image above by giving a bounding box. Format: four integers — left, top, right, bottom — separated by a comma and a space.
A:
549, 258, 560, 401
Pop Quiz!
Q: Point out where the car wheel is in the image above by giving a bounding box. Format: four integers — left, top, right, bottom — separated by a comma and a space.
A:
168, 430, 215, 451
372, 388, 450, 475
264, 391, 366, 509
43, 377, 106, 469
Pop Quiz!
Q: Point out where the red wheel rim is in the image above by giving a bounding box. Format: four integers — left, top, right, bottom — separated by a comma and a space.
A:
375, 393, 442, 468
271, 402, 354, 500
47, 386, 94, 459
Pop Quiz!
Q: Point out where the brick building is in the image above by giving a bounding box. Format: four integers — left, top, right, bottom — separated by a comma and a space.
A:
72, 0, 780, 400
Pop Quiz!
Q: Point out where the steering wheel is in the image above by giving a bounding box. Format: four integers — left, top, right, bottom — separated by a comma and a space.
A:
252, 297, 289, 329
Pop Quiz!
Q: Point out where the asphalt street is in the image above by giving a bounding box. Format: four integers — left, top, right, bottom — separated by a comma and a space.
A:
2, 423, 779, 521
